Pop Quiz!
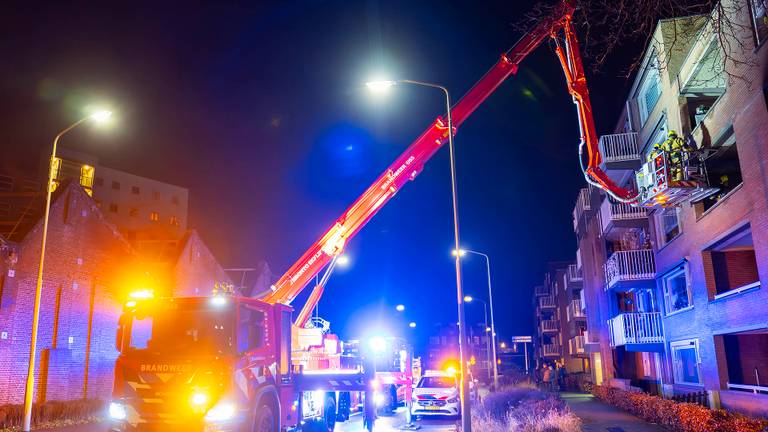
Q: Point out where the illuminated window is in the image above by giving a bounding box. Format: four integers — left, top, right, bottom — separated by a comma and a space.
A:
671, 339, 701, 385
129, 208, 139, 217
109, 203, 118, 213
131, 186, 140, 195
94, 177, 103, 187
150, 211, 159, 222
112, 181, 121, 190
662, 264, 691, 314
169, 216, 180, 226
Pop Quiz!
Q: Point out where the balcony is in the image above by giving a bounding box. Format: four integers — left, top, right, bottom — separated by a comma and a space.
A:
567, 299, 586, 321
541, 319, 559, 333
566, 263, 582, 288
572, 188, 592, 234
534, 285, 550, 297
599, 132, 641, 172
539, 296, 556, 309
604, 249, 656, 291
542, 344, 561, 357
599, 196, 649, 240
569, 335, 586, 356
608, 312, 664, 351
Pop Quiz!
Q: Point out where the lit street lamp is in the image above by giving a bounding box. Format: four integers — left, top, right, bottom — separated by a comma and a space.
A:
463, 295, 493, 383
367, 79, 471, 432
395, 304, 405, 312
22, 110, 112, 432
454, 248, 499, 389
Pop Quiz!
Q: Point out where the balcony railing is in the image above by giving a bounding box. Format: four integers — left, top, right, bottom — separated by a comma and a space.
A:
567, 263, 582, 285
573, 188, 591, 232
542, 344, 561, 357
539, 296, 556, 309
604, 249, 656, 289
534, 285, 549, 297
567, 299, 585, 321
569, 335, 586, 355
600, 197, 648, 223
541, 319, 559, 332
599, 132, 640, 164
608, 312, 664, 346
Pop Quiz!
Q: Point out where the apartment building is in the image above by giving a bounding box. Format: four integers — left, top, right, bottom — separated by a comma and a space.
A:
574, 0, 768, 417
426, 322, 493, 381
532, 262, 589, 377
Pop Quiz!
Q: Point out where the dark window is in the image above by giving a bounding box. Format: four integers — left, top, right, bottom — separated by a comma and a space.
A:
0, 202, 10, 217
153, 191, 160, 200
109, 203, 118, 213
112, 181, 121, 190
171, 195, 179, 205
705, 225, 759, 298
94, 177, 104, 187
659, 208, 681, 244
131, 186, 140, 194
696, 131, 743, 213
238, 304, 265, 354
129, 208, 139, 217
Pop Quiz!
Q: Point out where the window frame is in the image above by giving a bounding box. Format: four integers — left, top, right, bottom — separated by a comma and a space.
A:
704, 224, 761, 300
662, 263, 693, 316
637, 55, 662, 125
670, 339, 703, 386
656, 206, 683, 248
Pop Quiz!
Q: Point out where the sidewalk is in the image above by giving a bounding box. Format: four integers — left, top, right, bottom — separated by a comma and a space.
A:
561, 392, 666, 432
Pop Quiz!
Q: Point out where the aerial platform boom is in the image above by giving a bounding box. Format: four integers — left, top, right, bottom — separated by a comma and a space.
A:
262, 0, 636, 321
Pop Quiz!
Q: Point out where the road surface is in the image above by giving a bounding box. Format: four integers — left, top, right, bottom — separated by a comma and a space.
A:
41, 407, 456, 432
337, 407, 457, 432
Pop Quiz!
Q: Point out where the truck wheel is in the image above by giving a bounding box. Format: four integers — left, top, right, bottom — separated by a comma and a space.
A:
323, 396, 337, 432
253, 404, 276, 432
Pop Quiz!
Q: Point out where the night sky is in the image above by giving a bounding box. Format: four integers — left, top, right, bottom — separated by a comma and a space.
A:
1, 1, 639, 351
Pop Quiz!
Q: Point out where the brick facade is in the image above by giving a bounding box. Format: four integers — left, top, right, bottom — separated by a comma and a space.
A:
570, 0, 768, 417
0, 182, 232, 404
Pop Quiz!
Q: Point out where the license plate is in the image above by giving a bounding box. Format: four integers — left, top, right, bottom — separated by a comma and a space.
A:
425, 405, 441, 410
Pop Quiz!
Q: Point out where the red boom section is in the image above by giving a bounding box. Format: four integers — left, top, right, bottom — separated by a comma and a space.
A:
262, 0, 634, 307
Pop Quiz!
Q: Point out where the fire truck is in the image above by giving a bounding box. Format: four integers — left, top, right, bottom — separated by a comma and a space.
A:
108, 1, 715, 431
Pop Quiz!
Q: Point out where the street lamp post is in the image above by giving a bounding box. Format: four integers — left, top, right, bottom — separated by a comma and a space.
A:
367, 79, 470, 432
464, 296, 492, 383
455, 249, 499, 389
22, 110, 112, 432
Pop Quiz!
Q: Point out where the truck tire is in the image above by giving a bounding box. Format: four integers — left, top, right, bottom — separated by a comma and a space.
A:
323, 396, 337, 432
253, 404, 276, 432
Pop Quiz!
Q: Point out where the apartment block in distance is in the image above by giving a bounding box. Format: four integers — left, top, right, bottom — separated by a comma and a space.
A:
532, 262, 589, 382
574, 0, 768, 418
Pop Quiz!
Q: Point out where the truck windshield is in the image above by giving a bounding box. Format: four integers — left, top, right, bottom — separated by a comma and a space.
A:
128, 300, 234, 356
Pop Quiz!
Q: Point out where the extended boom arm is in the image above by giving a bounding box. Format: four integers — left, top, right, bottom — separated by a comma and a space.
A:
262, 0, 636, 324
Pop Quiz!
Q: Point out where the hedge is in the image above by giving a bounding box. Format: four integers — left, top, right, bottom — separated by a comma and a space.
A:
592, 385, 768, 432
0, 399, 104, 429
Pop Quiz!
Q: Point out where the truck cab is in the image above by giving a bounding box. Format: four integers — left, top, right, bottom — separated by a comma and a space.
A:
109, 295, 293, 432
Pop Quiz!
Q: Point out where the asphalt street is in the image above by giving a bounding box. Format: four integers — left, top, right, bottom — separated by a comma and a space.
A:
40, 407, 457, 432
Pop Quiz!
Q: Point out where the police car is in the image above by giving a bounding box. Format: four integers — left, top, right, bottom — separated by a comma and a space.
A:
411, 371, 460, 417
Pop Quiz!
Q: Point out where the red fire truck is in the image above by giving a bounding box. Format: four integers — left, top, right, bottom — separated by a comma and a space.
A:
108, 1, 713, 431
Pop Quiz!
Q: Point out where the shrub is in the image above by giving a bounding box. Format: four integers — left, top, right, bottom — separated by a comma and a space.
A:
474, 386, 581, 432
0, 399, 104, 429
592, 385, 768, 432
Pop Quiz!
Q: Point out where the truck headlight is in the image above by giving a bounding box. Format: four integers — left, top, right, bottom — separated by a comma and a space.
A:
204, 402, 237, 422
109, 402, 127, 420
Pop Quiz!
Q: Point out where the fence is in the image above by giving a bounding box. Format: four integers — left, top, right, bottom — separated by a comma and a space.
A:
667, 390, 709, 408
